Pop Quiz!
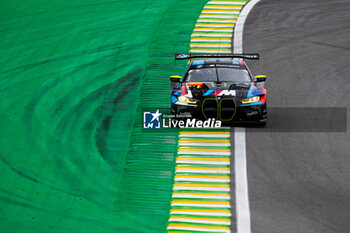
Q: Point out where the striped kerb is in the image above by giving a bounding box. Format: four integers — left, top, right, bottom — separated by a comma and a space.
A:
167, 1, 249, 233
190, 0, 249, 54
167, 129, 232, 233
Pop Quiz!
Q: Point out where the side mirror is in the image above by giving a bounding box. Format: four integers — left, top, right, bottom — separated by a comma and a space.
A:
170, 75, 182, 82
255, 75, 266, 82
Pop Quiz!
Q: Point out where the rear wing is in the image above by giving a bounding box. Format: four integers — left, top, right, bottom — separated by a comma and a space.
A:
175, 53, 259, 60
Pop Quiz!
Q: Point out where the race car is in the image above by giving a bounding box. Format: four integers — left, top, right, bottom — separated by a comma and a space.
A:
170, 53, 267, 125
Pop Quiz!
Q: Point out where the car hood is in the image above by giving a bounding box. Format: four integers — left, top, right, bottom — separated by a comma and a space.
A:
186, 81, 251, 100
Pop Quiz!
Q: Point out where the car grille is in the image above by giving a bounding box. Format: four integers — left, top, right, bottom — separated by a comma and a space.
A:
220, 99, 236, 121
202, 99, 236, 121
202, 99, 218, 119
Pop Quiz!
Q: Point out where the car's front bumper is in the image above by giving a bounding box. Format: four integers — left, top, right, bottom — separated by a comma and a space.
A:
172, 100, 266, 123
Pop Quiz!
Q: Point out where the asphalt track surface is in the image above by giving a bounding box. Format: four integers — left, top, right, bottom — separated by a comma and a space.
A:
235, 0, 350, 232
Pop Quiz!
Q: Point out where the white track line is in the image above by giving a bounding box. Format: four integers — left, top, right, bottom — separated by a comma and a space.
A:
202, 10, 240, 14
174, 177, 230, 182
194, 28, 234, 32
178, 151, 230, 155
233, 3, 260, 233
197, 19, 237, 23
195, 24, 235, 28
190, 44, 232, 48
173, 186, 230, 192
176, 160, 230, 165
179, 133, 230, 138
178, 142, 231, 146
167, 226, 230, 233
207, 1, 246, 5
171, 203, 230, 208
200, 14, 238, 19
204, 6, 242, 10
169, 217, 231, 225
191, 39, 232, 42
170, 210, 231, 217
191, 33, 233, 38
175, 169, 230, 174
190, 50, 232, 53
172, 193, 230, 200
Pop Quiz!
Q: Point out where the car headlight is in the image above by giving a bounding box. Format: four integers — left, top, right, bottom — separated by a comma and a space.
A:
178, 96, 197, 104
241, 96, 260, 104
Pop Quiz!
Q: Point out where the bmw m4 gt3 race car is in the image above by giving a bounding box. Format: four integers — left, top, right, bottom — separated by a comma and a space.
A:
170, 53, 267, 125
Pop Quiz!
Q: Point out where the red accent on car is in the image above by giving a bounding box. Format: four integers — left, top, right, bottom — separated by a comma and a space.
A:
187, 83, 203, 88
182, 84, 187, 95
254, 83, 267, 104
260, 87, 267, 104
213, 90, 223, 96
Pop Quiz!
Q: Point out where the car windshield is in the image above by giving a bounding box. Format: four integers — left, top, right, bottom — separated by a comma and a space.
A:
186, 67, 251, 82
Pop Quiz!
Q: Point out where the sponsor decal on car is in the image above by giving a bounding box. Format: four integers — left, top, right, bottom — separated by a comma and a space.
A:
203, 90, 236, 96
186, 82, 203, 88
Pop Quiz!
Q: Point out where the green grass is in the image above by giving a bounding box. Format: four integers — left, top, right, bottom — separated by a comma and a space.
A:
0, 0, 206, 232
